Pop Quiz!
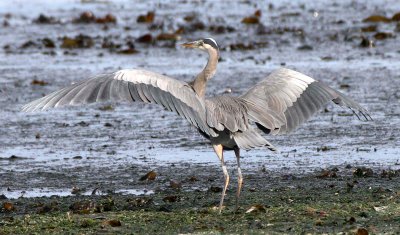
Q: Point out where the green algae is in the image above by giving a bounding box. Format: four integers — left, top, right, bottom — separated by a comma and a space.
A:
1, 177, 399, 234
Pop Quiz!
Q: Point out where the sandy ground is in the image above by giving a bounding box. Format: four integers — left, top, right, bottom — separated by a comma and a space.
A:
0, 0, 399, 233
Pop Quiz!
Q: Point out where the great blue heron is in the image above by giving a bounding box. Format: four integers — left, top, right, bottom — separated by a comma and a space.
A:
23, 37, 371, 213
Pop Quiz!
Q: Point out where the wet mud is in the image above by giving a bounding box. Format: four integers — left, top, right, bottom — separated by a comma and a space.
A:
0, 0, 399, 234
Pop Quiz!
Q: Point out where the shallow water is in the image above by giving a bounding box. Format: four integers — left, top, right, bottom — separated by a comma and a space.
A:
0, 187, 154, 199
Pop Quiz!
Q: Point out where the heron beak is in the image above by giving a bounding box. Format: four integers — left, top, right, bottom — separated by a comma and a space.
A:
181, 40, 200, 48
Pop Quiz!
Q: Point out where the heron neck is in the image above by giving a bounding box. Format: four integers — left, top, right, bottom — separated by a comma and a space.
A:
191, 48, 219, 98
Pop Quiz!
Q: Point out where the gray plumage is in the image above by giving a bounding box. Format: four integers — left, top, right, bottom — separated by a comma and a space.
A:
22, 67, 370, 150
240, 68, 371, 135
22, 69, 218, 138
22, 38, 372, 212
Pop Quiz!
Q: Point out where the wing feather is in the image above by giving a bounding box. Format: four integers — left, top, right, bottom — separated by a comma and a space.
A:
128, 82, 141, 102
233, 127, 277, 151
95, 78, 113, 102
22, 69, 217, 137
205, 96, 250, 133
241, 67, 371, 134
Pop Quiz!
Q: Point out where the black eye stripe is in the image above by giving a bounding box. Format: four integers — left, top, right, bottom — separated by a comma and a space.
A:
203, 38, 218, 49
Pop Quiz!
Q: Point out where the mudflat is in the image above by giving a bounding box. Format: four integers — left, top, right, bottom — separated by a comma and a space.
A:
1, 0, 399, 234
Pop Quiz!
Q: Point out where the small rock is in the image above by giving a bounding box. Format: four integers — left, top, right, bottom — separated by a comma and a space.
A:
137, 11, 155, 23
163, 195, 179, 202
229, 43, 254, 50
42, 38, 55, 48
381, 169, 400, 178
117, 47, 139, 54
74, 11, 96, 23
241, 16, 259, 24
297, 45, 313, 51
209, 186, 222, 193
34, 14, 59, 24
362, 15, 391, 23
95, 14, 116, 24
347, 216, 356, 224
321, 56, 334, 61
61, 34, 94, 49
2, 155, 25, 161
20, 40, 38, 49
117, 41, 139, 54
393, 12, 400, 21
353, 167, 373, 177
31, 79, 49, 86
102, 219, 121, 227
136, 34, 153, 43
356, 228, 369, 235
76, 121, 89, 127
3, 202, 14, 212
139, 170, 157, 181
71, 186, 82, 195
317, 169, 337, 178
169, 180, 182, 189
242, 10, 261, 24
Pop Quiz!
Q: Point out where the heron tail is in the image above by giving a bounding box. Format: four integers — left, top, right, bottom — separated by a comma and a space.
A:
233, 129, 277, 151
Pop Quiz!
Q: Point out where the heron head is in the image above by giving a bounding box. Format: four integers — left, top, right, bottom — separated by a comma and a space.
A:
181, 38, 219, 53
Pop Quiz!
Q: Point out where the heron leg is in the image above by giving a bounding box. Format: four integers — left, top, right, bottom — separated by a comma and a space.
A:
234, 147, 243, 210
212, 144, 229, 213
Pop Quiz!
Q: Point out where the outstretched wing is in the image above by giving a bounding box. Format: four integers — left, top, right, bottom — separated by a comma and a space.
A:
240, 68, 372, 135
22, 69, 217, 137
